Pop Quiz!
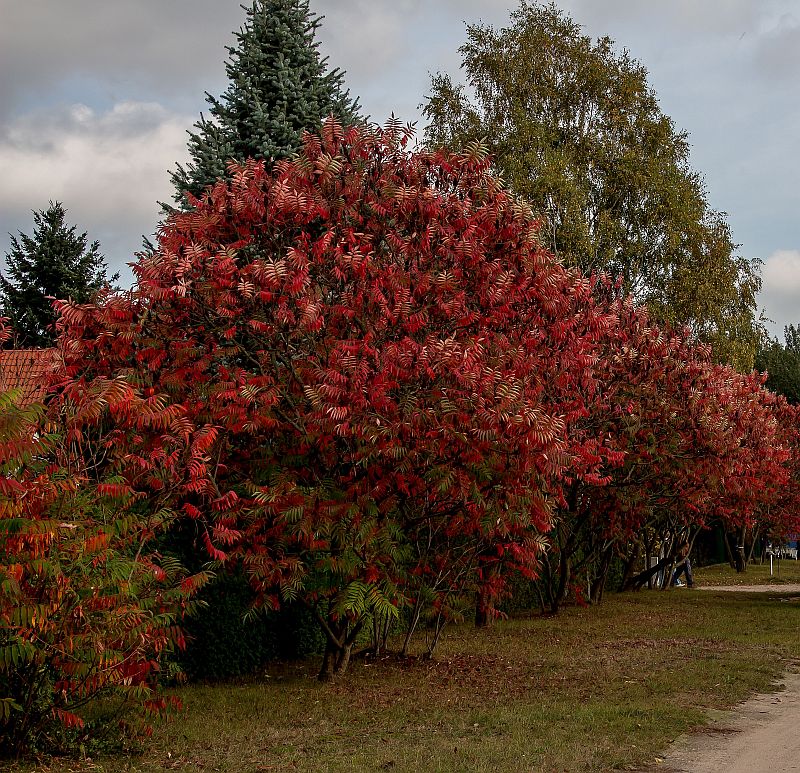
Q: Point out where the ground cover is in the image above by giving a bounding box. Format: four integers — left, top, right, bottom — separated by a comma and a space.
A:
6, 570, 800, 773
697, 559, 800, 586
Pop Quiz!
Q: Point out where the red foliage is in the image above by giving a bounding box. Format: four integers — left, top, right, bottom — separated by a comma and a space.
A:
0, 317, 203, 756
50, 120, 800, 672
55, 122, 622, 665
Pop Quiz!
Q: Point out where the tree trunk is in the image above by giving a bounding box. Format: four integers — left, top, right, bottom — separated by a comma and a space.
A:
540, 553, 558, 614
334, 643, 353, 676
319, 640, 338, 682
624, 553, 673, 591
401, 589, 427, 656
590, 546, 613, 603
619, 542, 641, 593
427, 612, 446, 657
735, 525, 747, 573
315, 613, 363, 681
554, 550, 571, 612
474, 589, 489, 628
747, 527, 760, 564
723, 529, 737, 570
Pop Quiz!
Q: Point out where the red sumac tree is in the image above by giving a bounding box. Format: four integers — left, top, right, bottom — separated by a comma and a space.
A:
58, 119, 608, 678
0, 320, 203, 757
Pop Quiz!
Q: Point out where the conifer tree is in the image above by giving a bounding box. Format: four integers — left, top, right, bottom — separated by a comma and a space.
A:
171, 0, 360, 205
0, 202, 113, 347
167, 1, 361, 659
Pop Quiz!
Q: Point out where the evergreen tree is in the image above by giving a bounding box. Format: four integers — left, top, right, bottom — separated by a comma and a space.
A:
0, 202, 114, 347
168, 0, 363, 657
171, 0, 360, 205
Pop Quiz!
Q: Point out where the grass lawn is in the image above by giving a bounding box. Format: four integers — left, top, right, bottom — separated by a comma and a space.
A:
696, 557, 800, 586
6, 567, 800, 772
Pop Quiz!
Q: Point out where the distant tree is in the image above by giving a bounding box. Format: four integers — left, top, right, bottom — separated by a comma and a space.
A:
0, 202, 114, 347
170, 0, 361, 206
786, 324, 800, 355
423, 1, 761, 371
755, 325, 800, 405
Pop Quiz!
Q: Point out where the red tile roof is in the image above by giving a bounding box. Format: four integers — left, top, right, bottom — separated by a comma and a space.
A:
0, 348, 60, 407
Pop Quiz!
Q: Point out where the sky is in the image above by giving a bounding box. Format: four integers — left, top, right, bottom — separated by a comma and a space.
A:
0, 0, 798, 339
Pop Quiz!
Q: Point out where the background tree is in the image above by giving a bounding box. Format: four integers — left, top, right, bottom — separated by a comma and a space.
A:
170, 0, 361, 205
755, 324, 800, 404
0, 202, 113, 348
786, 324, 800, 355
423, 1, 761, 371
166, 1, 361, 673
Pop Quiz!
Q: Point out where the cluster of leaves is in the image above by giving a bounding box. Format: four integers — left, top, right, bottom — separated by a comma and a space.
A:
51, 121, 800, 687
58, 120, 614, 678
0, 319, 206, 758
538, 296, 800, 609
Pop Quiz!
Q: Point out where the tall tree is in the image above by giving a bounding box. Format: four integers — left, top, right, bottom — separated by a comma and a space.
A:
0, 202, 113, 347
423, 1, 761, 371
170, 0, 360, 205
166, 0, 361, 662
59, 120, 613, 678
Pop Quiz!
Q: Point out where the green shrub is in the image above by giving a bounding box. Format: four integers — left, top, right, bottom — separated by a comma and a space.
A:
178, 571, 325, 681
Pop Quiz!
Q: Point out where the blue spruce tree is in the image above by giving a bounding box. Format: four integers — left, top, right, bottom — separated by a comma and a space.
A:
171, 0, 360, 205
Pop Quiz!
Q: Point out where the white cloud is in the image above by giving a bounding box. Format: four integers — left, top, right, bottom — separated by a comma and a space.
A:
0, 102, 192, 282
315, 0, 424, 76
763, 249, 800, 293
563, 0, 779, 40
760, 249, 800, 334
754, 12, 800, 79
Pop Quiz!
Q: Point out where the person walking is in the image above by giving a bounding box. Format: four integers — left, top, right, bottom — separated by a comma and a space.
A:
672, 541, 694, 588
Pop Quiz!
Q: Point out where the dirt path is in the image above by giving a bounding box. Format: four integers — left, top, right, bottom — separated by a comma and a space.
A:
653, 669, 800, 772
650, 584, 800, 772
697, 583, 800, 593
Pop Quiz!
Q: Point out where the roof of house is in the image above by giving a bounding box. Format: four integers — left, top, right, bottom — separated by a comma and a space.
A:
0, 348, 60, 407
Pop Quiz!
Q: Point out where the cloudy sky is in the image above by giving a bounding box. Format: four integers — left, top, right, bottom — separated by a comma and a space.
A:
1, 0, 798, 338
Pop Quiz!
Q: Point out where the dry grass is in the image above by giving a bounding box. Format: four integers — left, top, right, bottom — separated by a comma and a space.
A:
6, 580, 800, 773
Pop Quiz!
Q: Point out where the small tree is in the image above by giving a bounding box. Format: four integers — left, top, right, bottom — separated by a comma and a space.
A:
0, 318, 205, 758
786, 324, 800, 355
756, 333, 800, 405
171, 0, 360, 205
0, 203, 114, 347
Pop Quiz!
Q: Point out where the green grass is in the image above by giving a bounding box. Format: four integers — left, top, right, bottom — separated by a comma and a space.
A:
6, 580, 800, 772
696, 558, 800, 586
